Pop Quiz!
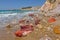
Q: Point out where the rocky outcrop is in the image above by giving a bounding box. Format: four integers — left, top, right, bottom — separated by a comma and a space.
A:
40, 0, 60, 12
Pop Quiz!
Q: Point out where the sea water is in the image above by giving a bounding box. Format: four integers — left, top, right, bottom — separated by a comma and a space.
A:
0, 10, 34, 27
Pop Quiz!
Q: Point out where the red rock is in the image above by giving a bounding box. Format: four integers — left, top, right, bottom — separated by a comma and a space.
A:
48, 17, 56, 23
15, 30, 33, 37
15, 25, 34, 37
15, 30, 23, 37
21, 25, 34, 31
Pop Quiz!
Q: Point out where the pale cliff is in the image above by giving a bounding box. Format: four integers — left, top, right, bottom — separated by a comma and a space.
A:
40, 0, 60, 16
40, 0, 60, 12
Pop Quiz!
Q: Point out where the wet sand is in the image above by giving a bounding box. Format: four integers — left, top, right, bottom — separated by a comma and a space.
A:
0, 26, 41, 40
0, 23, 60, 40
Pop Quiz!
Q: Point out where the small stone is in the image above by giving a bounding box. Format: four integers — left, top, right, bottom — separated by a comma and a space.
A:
37, 24, 42, 29
53, 25, 60, 34
6, 24, 11, 28
47, 27, 52, 31
48, 17, 56, 23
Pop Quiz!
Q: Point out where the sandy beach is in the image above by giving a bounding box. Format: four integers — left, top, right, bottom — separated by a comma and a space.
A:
0, 0, 60, 40
0, 24, 41, 40
0, 20, 60, 40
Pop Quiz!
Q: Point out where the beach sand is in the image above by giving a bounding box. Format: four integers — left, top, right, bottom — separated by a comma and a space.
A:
0, 19, 59, 39
0, 15, 60, 40
0, 19, 60, 40
0, 14, 60, 40
0, 25, 41, 40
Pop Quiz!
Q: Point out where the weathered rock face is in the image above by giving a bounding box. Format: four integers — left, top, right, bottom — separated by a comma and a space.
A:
40, 0, 60, 12
57, 0, 60, 3
47, 0, 56, 3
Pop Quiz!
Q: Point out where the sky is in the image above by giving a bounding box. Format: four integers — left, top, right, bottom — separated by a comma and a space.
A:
0, 0, 46, 10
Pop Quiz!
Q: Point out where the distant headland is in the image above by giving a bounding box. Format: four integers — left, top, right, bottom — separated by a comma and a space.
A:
20, 6, 41, 10
0, 6, 41, 11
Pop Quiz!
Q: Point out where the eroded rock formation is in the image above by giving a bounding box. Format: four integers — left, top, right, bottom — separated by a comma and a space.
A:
40, 0, 60, 12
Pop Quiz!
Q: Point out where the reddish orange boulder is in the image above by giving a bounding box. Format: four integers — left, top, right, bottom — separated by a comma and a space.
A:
15, 24, 34, 37
15, 30, 23, 37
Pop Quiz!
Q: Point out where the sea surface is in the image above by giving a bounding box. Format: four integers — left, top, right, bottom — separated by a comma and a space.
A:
0, 10, 33, 18
0, 10, 35, 27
